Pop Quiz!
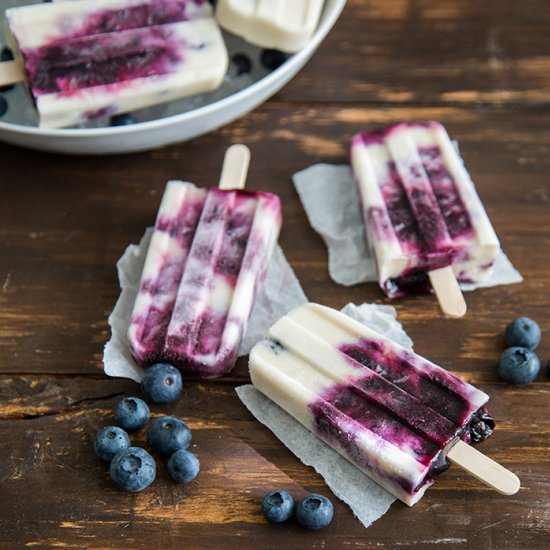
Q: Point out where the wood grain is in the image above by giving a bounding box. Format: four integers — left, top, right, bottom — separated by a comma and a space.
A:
0, 379, 548, 549
0, 1, 549, 548
281, 0, 550, 106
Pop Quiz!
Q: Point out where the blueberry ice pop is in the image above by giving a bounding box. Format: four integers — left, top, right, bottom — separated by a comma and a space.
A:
2, 0, 227, 128
351, 122, 501, 317
216, 0, 324, 53
250, 303, 520, 506
128, 145, 282, 378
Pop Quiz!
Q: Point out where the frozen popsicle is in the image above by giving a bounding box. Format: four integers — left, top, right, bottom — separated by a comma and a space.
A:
250, 303, 520, 506
128, 145, 282, 378
216, 0, 324, 53
351, 122, 501, 317
2, 0, 228, 128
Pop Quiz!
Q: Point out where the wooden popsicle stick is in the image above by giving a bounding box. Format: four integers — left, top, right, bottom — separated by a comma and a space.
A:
428, 266, 467, 318
218, 144, 251, 190
447, 439, 520, 496
0, 60, 25, 87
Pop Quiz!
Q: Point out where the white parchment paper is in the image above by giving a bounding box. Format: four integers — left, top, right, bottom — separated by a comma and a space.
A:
103, 228, 307, 382
293, 164, 523, 289
236, 302, 417, 528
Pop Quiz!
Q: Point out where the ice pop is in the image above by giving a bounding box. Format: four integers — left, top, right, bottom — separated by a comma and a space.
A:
128, 145, 282, 379
216, 0, 324, 53
2, 0, 228, 128
351, 122, 501, 316
250, 303, 519, 506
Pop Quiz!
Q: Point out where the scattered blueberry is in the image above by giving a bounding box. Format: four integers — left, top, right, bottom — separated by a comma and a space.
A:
504, 317, 541, 350
109, 447, 156, 492
110, 113, 136, 126
295, 494, 334, 531
94, 426, 130, 462
0, 96, 7, 117
147, 416, 192, 455
141, 363, 183, 404
260, 49, 288, 71
114, 397, 150, 432
232, 53, 252, 76
468, 408, 495, 443
167, 449, 200, 484
260, 490, 295, 524
498, 347, 541, 384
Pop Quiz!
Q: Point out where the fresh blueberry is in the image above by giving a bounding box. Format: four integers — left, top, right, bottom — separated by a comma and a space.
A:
504, 317, 541, 350
94, 426, 130, 462
296, 494, 334, 531
0, 47, 12, 93
260, 49, 288, 71
232, 53, 252, 76
109, 447, 156, 492
141, 363, 183, 403
167, 449, 200, 483
260, 490, 295, 523
147, 416, 192, 455
0, 96, 7, 117
498, 347, 541, 384
110, 113, 136, 126
114, 397, 150, 432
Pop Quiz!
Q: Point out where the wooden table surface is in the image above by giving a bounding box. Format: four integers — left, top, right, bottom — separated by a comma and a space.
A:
1, 1, 549, 548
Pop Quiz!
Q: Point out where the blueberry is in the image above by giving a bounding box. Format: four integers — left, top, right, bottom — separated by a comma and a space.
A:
430, 452, 450, 475
167, 449, 200, 483
114, 397, 150, 432
141, 363, 183, 404
110, 113, 136, 126
1, 48, 14, 62
260, 490, 295, 523
498, 347, 541, 384
296, 494, 334, 531
260, 49, 288, 71
468, 408, 495, 443
109, 447, 156, 492
0, 96, 7, 117
504, 317, 541, 350
232, 53, 252, 76
94, 426, 130, 462
147, 416, 192, 455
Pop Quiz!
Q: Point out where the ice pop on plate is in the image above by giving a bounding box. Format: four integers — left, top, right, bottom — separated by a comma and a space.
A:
250, 303, 519, 506
216, 0, 324, 53
351, 121, 500, 317
128, 145, 282, 379
2, 0, 228, 128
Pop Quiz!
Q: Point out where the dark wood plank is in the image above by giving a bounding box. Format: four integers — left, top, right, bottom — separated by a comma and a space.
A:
0, 378, 547, 549
280, 0, 550, 106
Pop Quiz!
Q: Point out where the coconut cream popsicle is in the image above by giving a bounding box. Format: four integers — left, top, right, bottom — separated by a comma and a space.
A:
128, 145, 282, 379
351, 122, 500, 316
250, 303, 519, 506
2, 0, 228, 128
216, 0, 324, 53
